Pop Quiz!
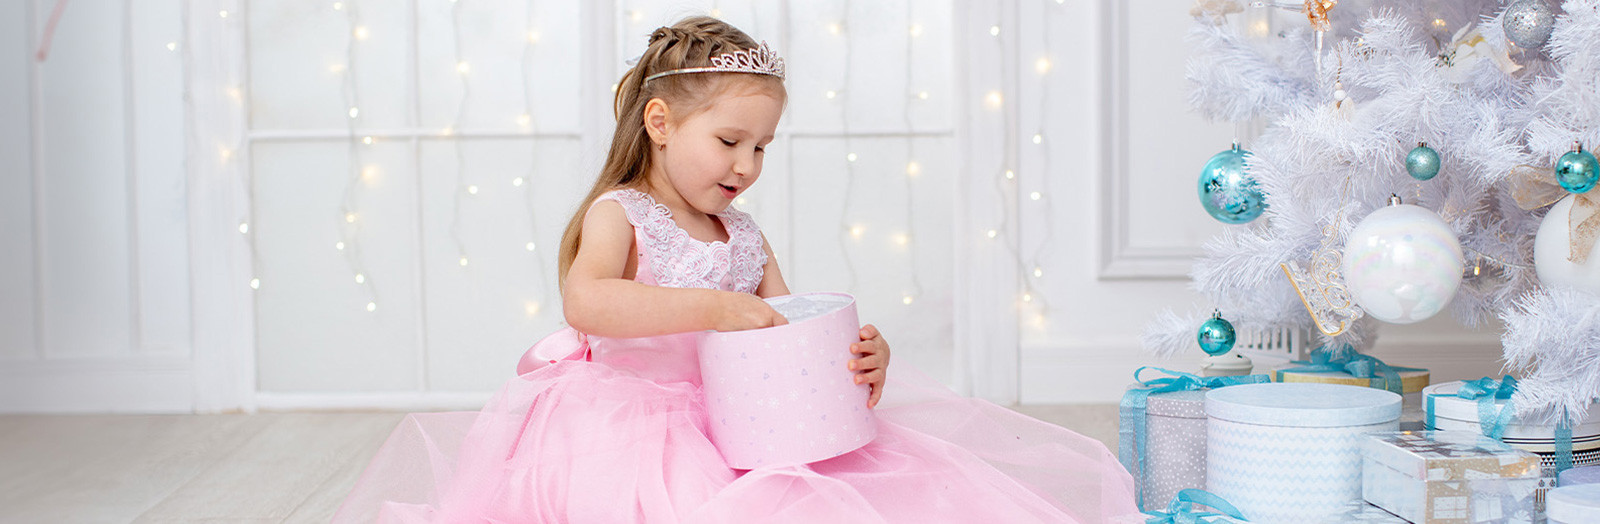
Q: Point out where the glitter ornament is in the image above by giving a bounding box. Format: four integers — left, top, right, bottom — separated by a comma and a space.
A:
1406, 142, 1441, 181
1502, 0, 1556, 49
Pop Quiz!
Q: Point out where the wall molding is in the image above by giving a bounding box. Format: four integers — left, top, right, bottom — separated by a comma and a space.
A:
0, 356, 195, 413
255, 391, 494, 412
1094, 0, 1204, 281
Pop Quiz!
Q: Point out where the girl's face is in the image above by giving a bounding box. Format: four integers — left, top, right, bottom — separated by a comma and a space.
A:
648, 82, 784, 216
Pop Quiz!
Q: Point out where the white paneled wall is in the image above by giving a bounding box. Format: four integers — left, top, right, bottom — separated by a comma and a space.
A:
0, 0, 193, 412
0, 0, 1504, 413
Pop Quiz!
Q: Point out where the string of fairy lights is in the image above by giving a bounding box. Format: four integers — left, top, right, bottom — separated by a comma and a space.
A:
222, 1, 1059, 332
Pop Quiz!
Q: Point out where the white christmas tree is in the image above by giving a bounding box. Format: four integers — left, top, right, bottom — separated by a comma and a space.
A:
1145, 0, 1600, 425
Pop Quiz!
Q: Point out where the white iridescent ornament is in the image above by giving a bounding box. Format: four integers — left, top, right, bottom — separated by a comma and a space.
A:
1340, 195, 1463, 324
1534, 193, 1600, 294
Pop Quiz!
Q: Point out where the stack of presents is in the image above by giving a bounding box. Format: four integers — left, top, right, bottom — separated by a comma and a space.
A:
1121, 350, 1600, 523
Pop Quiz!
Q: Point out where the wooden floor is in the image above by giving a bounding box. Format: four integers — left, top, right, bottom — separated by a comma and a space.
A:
0, 405, 1118, 523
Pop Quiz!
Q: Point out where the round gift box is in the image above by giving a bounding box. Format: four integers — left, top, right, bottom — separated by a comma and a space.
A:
1424, 381, 1600, 472
1547, 484, 1600, 524
1206, 383, 1401, 522
1275, 367, 1429, 409
698, 293, 877, 469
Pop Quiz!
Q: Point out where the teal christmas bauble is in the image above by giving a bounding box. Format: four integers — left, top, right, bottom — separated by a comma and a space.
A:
1557, 143, 1600, 194
1406, 142, 1440, 181
1197, 312, 1237, 356
1198, 143, 1266, 224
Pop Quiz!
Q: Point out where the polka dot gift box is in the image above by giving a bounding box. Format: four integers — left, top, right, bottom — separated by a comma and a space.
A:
698, 293, 878, 469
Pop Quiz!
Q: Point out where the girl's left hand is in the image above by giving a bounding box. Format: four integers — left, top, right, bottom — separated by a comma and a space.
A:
848, 324, 890, 408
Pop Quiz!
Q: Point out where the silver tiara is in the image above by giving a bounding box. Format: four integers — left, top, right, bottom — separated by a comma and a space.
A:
643, 42, 786, 84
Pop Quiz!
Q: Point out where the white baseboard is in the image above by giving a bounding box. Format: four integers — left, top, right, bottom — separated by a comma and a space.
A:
0, 356, 195, 413
1020, 337, 1506, 404
253, 391, 494, 412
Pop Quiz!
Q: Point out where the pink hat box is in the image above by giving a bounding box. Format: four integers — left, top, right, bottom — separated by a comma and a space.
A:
698, 292, 878, 469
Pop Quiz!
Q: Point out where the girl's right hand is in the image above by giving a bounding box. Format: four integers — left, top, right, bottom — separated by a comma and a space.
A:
711, 291, 789, 332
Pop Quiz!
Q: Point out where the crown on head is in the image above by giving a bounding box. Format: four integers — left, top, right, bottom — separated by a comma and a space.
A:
644, 42, 786, 84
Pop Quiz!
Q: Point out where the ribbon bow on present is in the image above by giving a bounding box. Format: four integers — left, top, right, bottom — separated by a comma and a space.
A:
1119, 368, 1270, 508
1453, 375, 1575, 472
1511, 164, 1600, 264
1275, 345, 1420, 395
1144, 489, 1249, 524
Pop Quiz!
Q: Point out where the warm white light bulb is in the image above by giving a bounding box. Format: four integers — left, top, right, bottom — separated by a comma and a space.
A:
893, 233, 910, 246
348, 107, 359, 118
238, 222, 249, 234
354, 27, 369, 40
456, 62, 470, 74
512, 177, 524, 187
345, 212, 357, 223
629, 10, 643, 22
829, 22, 843, 35
989, 25, 1000, 37
1004, 170, 1015, 180
527, 31, 540, 44
1035, 57, 1052, 75
906, 161, 921, 176
166, 42, 177, 51
525, 242, 536, 251
849, 225, 866, 239
362, 136, 373, 145
1032, 133, 1043, 144
362, 166, 378, 181
902, 295, 914, 305
250, 278, 260, 289
709, 8, 722, 17
517, 114, 531, 127
355, 273, 365, 284
333, 2, 343, 10
1030, 191, 1041, 201
1033, 267, 1043, 278
917, 91, 930, 100
986, 229, 998, 239
736, 197, 748, 206
909, 24, 923, 37
335, 241, 346, 251
525, 301, 542, 317
825, 90, 837, 99
1023, 293, 1033, 303
459, 257, 469, 267
985, 90, 1003, 109
219, 10, 229, 18
367, 302, 377, 312
467, 185, 479, 195
846, 152, 858, 162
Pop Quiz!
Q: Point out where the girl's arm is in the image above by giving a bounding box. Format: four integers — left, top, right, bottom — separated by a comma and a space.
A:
754, 232, 790, 298
563, 200, 786, 338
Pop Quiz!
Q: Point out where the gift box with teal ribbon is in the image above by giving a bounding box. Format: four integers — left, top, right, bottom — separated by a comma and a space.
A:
1273, 346, 1430, 410
1119, 367, 1270, 512
1424, 376, 1600, 476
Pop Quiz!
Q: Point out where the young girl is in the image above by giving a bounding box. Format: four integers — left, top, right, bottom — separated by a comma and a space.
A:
337, 16, 1136, 523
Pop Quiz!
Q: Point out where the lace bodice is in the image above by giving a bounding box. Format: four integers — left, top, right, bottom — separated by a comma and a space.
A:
595, 189, 766, 294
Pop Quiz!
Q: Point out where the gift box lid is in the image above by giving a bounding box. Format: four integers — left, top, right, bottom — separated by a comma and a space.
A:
1361, 430, 1541, 482
1560, 465, 1600, 487
1147, 389, 1208, 419
1275, 367, 1430, 394
1547, 484, 1600, 524
1205, 383, 1401, 427
1424, 381, 1600, 449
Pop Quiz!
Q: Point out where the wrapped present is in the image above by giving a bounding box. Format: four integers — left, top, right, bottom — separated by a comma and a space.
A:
1546, 484, 1600, 524
1207, 383, 1402, 522
698, 293, 876, 469
1273, 346, 1430, 409
1361, 430, 1542, 524
1314, 500, 1410, 523
1118, 367, 1269, 511
1424, 377, 1600, 474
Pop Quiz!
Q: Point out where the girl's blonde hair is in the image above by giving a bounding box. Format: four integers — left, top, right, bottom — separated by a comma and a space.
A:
557, 16, 784, 287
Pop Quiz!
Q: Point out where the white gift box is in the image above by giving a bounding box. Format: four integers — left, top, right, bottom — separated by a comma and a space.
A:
1424, 381, 1600, 474
1546, 484, 1600, 524
1361, 430, 1542, 524
1207, 383, 1401, 523
1132, 389, 1209, 512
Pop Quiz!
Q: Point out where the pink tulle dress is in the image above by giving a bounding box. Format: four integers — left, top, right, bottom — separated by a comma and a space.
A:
334, 189, 1139, 523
